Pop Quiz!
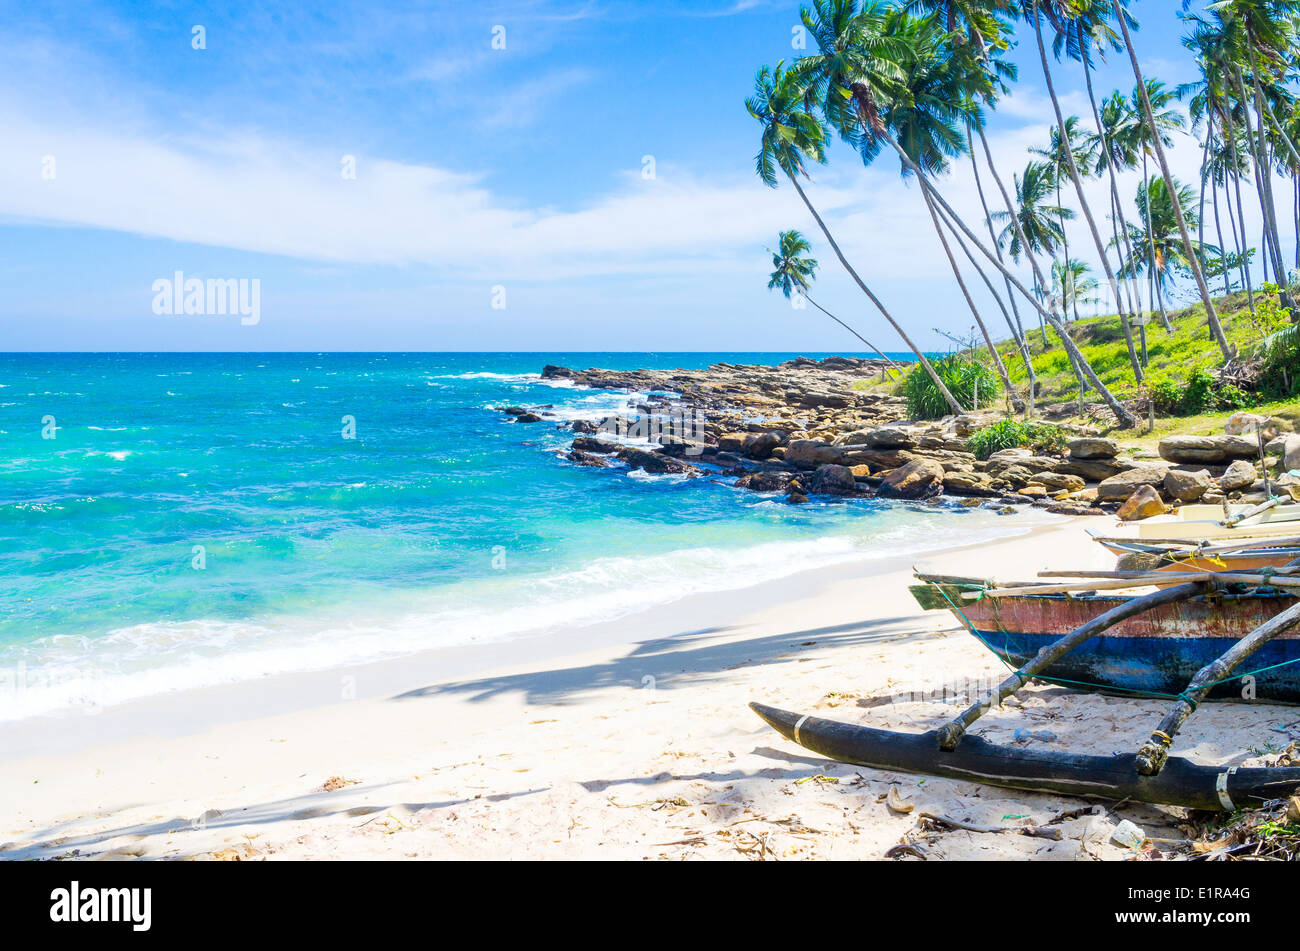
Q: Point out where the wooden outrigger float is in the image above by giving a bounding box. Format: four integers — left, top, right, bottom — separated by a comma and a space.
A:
749, 564, 1300, 809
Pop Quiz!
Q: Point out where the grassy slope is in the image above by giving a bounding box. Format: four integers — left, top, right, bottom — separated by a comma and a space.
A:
993, 289, 1299, 440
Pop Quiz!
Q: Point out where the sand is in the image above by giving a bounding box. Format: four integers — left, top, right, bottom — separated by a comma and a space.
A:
2, 514, 1294, 862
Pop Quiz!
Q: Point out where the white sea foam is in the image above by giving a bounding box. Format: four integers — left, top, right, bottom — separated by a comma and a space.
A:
0, 511, 1049, 721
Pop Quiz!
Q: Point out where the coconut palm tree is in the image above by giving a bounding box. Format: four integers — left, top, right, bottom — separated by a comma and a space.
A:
1030, 117, 1096, 318
793, 0, 1138, 426
1119, 176, 1221, 312
746, 60, 963, 413
766, 229, 901, 374
1029, 0, 1144, 381
1113, 4, 1233, 360
992, 161, 1071, 291
1051, 258, 1101, 316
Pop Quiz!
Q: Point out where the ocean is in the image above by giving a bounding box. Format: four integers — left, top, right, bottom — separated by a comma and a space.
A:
0, 352, 1041, 719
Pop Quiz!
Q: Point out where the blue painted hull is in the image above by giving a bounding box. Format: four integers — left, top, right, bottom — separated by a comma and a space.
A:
954, 589, 1300, 703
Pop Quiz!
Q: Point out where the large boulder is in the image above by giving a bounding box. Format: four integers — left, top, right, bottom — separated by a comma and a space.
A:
572, 436, 619, 454
1097, 464, 1170, 501
1067, 437, 1119, 459
942, 471, 998, 497
1118, 485, 1169, 521
1219, 459, 1258, 492
741, 431, 783, 460
1284, 434, 1300, 472
808, 464, 858, 496
1158, 434, 1258, 464
1056, 456, 1134, 482
1162, 468, 1211, 503
878, 458, 945, 500
1224, 411, 1267, 435
615, 447, 700, 475
784, 439, 844, 469
1028, 472, 1086, 493
853, 425, 916, 449
735, 471, 793, 493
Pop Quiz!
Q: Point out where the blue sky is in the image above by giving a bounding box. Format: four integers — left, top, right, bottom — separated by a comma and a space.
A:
0, 0, 1291, 351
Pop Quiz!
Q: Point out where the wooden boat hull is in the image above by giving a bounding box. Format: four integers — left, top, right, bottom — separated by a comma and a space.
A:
749, 702, 1300, 810
914, 584, 1300, 702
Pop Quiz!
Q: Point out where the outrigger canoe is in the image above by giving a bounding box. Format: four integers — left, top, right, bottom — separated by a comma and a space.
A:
910, 575, 1300, 702
750, 569, 1300, 809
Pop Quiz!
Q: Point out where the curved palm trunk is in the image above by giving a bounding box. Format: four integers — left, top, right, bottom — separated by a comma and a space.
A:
889, 127, 1138, 429
1223, 116, 1257, 313
1244, 58, 1293, 309
913, 168, 1023, 411
968, 123, 1038, 406
784, 171, 963, 415
1117, 8, 1231, 361
1211, 158, 1230, 295
802, 291, 902, 379
1041, 10, 1140, 382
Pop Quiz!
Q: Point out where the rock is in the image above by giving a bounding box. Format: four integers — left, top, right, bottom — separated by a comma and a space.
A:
784, 439, 844, 469
565, 450, 609, 467
1017, 485, 1048, 497
1028, 472, 1086, 493
1056, 457, 1134, 481
1117, 485, 1169, 521
741, 431, 783, 460
1284, 434, 1300, 472
716, 432, 749, 453
570, 419, 598, 434
572, 436, 619, 454
1224, 411, 1267, 435
615, 447, 700, 475
1067, 437, 1119, 459
849, 425, 916, 449
1097, 464, 1170, 501
734, 471, 792, 492
850, 464, 874, 479
808, 464, 858, 496
514, 412, 543, 423
942, 471, 998, 497
986, 453, 1057, 476
1158, 434, 1259, 464
991, 464, 1036, 488
1162, 468, 1211, 503
878, 458, 945, 500
1219, 459, 1258, 492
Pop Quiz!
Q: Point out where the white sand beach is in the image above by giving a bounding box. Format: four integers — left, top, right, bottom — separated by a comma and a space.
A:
1, 514, 1292, 862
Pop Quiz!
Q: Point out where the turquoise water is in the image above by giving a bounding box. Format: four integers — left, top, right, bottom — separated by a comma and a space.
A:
0, 352, 1039, 718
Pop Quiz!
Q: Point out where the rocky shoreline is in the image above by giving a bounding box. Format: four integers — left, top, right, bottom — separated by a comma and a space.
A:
502, 357, 1300, 519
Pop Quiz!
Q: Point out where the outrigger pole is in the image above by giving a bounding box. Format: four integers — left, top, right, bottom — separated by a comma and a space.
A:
935, 583, 1207, 752
1135, 599, 1300, 777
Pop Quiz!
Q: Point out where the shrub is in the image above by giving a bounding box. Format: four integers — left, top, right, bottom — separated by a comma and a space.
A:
900, 355, 1000, 419
1181, 368, 1216, 415
1143, 376, 1183, 415
1256, 324, 1300, 399
966, 419, 1071, 461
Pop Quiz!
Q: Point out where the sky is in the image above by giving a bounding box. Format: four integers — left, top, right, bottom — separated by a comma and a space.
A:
0, 0, 1295, 352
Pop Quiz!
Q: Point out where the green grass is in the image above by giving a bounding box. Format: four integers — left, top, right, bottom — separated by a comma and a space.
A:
998, 289, 1294, 415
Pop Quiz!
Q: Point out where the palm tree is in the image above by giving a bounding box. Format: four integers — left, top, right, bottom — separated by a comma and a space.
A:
1030, 117, 1095, 319
1119, 177, 1219, 319
1113, 4, 1232, 360
766, 230, 902, 375
794, 0, 1138, 427
746, 60, 963, 413
1051, 258, 1100, 316
1029, 0, 1144, 382
1125, 78, 1185, 332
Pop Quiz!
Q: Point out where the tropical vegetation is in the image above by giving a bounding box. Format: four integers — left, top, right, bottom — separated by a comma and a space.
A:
748, 0, 1300, 432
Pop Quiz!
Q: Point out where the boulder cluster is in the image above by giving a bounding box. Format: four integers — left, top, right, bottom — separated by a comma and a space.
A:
504, 362, 1300, 518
